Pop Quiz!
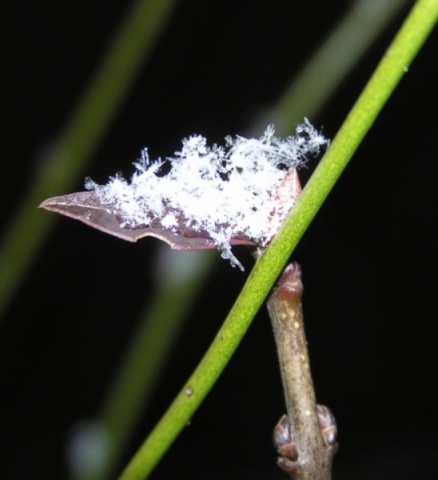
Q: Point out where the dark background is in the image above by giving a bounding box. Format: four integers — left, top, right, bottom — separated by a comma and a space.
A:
1, 1, 437, 479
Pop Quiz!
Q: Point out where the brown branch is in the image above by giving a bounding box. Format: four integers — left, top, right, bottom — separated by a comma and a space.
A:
267, 263, 337, 480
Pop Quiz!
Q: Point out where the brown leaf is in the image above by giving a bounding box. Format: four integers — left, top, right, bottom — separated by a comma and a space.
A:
39, 191, 257, 251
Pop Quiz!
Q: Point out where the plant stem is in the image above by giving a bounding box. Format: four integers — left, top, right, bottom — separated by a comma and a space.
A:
267, 0, 409, 135
117, 2, 438, 478
268, 263, 335, 480
76, 251, 215, 480
0, 0, 176, 320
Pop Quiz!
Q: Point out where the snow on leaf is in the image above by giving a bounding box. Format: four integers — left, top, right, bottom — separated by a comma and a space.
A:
39, 121, 328, 270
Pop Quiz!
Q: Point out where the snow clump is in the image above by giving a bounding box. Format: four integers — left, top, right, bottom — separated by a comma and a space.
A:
85, 120, 328, 269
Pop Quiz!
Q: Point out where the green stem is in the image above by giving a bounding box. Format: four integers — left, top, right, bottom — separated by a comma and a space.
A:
267, 0, 409, 134
72, 2, 412, 477
0, 0, 176, 320
118, 1, 438, 478
74, 251, 215, 480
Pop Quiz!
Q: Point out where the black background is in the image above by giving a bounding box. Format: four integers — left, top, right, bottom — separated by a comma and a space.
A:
1, 1, 437, 479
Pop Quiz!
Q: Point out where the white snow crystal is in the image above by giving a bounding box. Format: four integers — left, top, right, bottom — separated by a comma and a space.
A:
86, 120, 328, 269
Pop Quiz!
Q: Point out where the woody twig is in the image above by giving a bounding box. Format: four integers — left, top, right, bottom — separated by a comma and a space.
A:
267, 263, 338, 480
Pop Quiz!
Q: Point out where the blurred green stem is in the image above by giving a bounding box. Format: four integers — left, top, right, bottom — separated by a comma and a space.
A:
117, 1, 438, 478
267, 0, 409, 134
74, 250, 215, 480
0, 0, 176, 320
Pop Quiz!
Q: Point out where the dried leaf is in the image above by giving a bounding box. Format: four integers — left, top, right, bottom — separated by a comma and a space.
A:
39, 191, 257, 251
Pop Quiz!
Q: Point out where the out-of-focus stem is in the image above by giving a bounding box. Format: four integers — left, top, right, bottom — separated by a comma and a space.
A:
265, 0, 409, 135
0, 0, 176, 320
267, 263, 333, 480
